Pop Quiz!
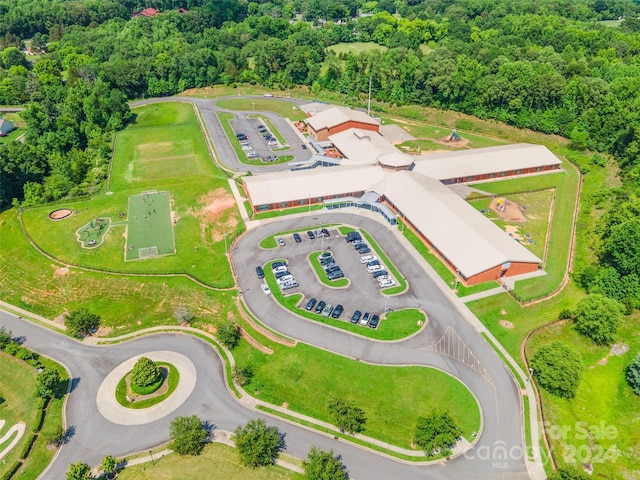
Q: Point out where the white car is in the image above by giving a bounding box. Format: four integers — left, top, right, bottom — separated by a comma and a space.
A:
360, 255, 377, 264
273, 265, 288, 274
367, 264, 384, 273
241, 144, 252, 151
277, 275, 294, 284
263, 93, 273, 97
379, 279, 396, 288
261, 283, 271, 295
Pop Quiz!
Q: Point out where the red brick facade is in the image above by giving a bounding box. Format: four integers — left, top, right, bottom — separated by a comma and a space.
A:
440, 164, 560, 185
310, 121, 379, 141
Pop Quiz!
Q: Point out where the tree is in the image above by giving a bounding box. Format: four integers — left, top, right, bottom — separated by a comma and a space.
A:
530, 341, 582, 398
232, 364, 254, 386
36, 368, 61, 399
327, 398, 366, 434
626, 352, 640, 395
174, 305, 195, 325
131, 357, 161, 388
302, 446, 349, 479
217, 320, 241, 349
169, 415, 208, 456
101, 455, 117, 478
234, 419, 284, 468
66, 461, 93, 480
573, 294, 624, 345
547, 465, 590, 479
64, 308, 101, 338
0, 326, 12, 349
414, 411, 462, 457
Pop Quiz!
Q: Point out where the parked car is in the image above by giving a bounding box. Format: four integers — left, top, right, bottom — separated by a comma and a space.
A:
281, 281, 299, 290
359, 312, 370, 326
358, 247, 371, 254
322, 304, 333, 317
256, 266, 264, 279
236, 133, 247, 140
263, 93, 273, 97
305, 298, 317, 311
331, 304, 344, 319
261, 283, 271, 295
346, 232, 362, 243
355, 243, 369, 252
372, 270, 389, 279
318, 252, 333, 260
241, 145, 252, 151
302, 144, 307, 150
327, 272, 344, 280
379, 279, 396, 288
275, 270, 291, 279
277, 275, 294, 284
369, 314, 379, 328
321, 228, 330, 237
350, 310, 362, 324
247, 151, 258, 158
314, 300, 326, 313
278, 238, 286, 246
367, 260, 380, 267
272, 261, 286, 269
273, 265, 288, 274
307, 230, 315, 239
360, 255, 377, 264
367, 265, 384, 273
293, 233, 302, 243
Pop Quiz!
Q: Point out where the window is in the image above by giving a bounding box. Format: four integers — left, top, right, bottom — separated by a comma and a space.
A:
488, 173, 495, 178
279, 202, 288, 208
466, 176, 474, 182
499, 171, 506, 177
535, 166, 542, 171
258, 205, 269, 211
298, 200, 306, 205
515, 169, 522, 174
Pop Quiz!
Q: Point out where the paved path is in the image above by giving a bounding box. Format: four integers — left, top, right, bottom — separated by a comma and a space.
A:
460, 287, 508, 303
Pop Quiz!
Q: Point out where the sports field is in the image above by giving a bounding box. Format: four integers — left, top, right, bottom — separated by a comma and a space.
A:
126, 191, 175, 261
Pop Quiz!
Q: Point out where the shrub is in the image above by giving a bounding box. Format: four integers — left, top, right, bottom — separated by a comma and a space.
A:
626, 352, 640, 395
573, 294, 624, 345
131, 357, 161, 388
531, 341, 582, 398
64, 308, 101, 338
217, 321, 241, 349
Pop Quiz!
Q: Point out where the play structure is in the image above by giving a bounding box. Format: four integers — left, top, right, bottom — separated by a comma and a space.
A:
76, 217, 111, 248
448, 129, 461, 142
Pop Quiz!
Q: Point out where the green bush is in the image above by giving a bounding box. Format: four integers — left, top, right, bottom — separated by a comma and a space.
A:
20, 434, 37, 460
131, 357, 162, 388
130, 375, 164, 395
1, 461, 21, 480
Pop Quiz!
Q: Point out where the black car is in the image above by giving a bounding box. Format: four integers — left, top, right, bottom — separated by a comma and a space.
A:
346, 232, 362, 243
355, 243, 369, 252
236, 133, 247, 140
307, 230, 315, 239
369, 314, 380, 329
302, 144, 307, 150
350, 310, 361, 323
321, 228, 330, 237
256, 266, 264, 279
331, 304, 344, 319
275, 270, 291, 279
358, 247, 371, 254
305, 298, 317, 311
293, 233, 302, 243
367, 260, 380, 267
314, 300, 326, 314
372, 270, 388, 278
272, 261, 286, 269
326, 267, 342, 276
328, 272, 343, 280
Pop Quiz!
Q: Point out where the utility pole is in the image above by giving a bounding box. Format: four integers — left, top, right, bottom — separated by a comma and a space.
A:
367, 76, 372, 116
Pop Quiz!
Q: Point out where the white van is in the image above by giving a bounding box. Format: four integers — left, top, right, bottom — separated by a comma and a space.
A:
360, 255, 377, 264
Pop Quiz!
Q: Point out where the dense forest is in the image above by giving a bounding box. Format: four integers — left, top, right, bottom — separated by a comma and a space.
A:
2, 0, 640, 305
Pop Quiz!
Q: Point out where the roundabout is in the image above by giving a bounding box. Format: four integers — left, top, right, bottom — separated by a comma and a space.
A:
96, 351, 196, 426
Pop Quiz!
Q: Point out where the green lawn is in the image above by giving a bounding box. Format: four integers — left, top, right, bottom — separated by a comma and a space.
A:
308, 251, 350, 288
18, 102, 240, 287
526, 314, 640, 478
235, 340, 481, 447
215, 98, 306, 121
326, 42, 388, 56
116, 443, 302, 480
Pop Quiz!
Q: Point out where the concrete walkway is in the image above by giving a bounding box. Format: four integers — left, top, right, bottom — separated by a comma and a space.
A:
459, 287, 507, 303
227, 178, 250, 222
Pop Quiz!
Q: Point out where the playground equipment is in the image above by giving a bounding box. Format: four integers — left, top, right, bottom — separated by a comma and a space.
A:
448, 129, 461, 142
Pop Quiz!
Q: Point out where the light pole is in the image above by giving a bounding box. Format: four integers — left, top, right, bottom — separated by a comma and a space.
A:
149, 451, 154, 466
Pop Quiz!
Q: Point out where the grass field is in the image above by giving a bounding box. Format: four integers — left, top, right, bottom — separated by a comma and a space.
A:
116, 443, 302, 480
235, 340, 481, 447
18, 102, 240, 286
526, 314, 640, 478
215, 98, 307, 121
326, 42, 388, 56
125, 192, 175, 261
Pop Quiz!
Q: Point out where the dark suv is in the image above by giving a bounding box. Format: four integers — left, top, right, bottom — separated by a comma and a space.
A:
350, 310, 361, 323
331, 304, 344, 319
305, 298, 317, 310
314, 300, 326, 314
256, 266, 264, 278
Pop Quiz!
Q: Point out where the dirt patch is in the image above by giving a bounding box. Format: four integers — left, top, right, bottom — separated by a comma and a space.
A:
52, 265, 70, 278
52, 311, 67, 326
610, 343, 629, 356
49, 208, 73, 220
202, 324, 217, 334
434, 136, 471, 148
490, 197, 526, 223
194, 188, 239, 243
505, 225, 524, 242
95, 326, 112, 337
499, 320, 514, 329
281, 402, 288, 409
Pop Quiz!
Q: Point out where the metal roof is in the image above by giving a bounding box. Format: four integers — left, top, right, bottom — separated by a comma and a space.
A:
412, 143, 562, 181
377, 171, 541, 278
307, 107, 379, 132
243, 165, 387, 206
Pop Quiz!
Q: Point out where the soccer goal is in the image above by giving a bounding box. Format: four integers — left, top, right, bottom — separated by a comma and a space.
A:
138, 246, 159, 259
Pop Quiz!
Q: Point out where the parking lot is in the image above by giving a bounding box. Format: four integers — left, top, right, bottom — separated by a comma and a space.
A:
229, 113, 310, 163
257, 226, 402, 328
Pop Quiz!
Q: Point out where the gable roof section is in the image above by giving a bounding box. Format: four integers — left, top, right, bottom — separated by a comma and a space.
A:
243, 164, 386, 206
329, 128, 413, 168
307, 106, 379, 132
0, 118, 15, 135
413, 143, 561, 181
377, 171, 541, 278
